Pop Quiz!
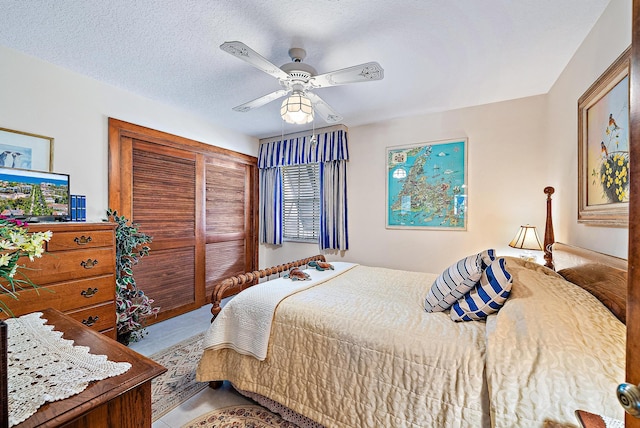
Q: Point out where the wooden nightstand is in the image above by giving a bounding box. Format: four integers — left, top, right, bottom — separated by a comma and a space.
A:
11, 308, 166, 428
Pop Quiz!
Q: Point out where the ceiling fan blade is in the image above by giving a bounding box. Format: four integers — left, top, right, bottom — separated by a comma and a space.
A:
232, 89, 290, 112
220, 41, 290, 81
306, 92, 343, 123
311, 62, 384, 88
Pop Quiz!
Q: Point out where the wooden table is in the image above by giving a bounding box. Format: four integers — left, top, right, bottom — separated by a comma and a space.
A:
11, 308, 166, 428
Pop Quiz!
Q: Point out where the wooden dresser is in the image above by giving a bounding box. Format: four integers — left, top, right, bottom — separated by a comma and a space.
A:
0, 222, 117, 338
11, 308, 166, 428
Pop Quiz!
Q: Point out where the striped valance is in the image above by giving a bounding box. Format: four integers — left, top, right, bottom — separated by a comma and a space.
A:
258, 126, 349, 168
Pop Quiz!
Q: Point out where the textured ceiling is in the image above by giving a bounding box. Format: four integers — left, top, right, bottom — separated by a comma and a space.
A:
0, 0, 611, 139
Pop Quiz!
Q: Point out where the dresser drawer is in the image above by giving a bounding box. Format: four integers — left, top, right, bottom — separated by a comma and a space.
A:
0, 295, 63, 319
46, 229, 115, 251
45, 275, 115, 311
0, 275, 115, 318
65, 301, 116, 333
22, 247, 115, 285
55, 275, 115, 310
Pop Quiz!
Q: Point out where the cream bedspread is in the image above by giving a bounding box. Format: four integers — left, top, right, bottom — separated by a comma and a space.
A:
486, 258, 625, 427
196, 259, 626, 428
197, 265, 490, 427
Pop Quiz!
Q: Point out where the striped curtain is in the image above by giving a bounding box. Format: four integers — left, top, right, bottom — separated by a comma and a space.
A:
258, 126, 349, 250
319, 160, 348, 250
258, 133, 349, 167
259, 167, 282, 245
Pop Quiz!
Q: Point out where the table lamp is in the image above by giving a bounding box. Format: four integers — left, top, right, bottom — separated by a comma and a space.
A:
508, 225, 543, 262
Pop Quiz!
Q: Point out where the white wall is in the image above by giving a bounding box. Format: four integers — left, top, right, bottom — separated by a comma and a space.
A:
2, 0, 630, 270
348, 96, 549, 273
263, 95, 549, 273
0, 45, 258, 222
546, 0, 631, 259
263, 0, 632, 271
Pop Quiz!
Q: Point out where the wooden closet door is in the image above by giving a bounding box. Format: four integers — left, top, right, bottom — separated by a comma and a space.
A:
108, 118, 257, 325
205, 155, 257, 299
113, 139, 204, 322
128, 140, 204, 321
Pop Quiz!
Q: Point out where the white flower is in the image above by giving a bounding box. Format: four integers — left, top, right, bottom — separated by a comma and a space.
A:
0, 253, 11, 267
0, 241, 15, 251
9, 231, 27, 247
8, 263, 18, 278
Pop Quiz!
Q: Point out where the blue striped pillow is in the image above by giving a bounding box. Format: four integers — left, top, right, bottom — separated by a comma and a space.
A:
424, 249, 496, 312
450, 257, 513, 321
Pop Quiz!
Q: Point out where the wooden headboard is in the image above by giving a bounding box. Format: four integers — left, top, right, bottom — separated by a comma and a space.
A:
542, 187, 627, 323
552, 242, 627, 272
551, 243, 627, 324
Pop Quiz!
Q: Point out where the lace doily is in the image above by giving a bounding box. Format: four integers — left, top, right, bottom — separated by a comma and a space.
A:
5, 312, 132, 427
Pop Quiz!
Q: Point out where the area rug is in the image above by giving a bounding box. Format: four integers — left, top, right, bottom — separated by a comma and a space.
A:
181, 405, 299, 428
149, 332, 208, 421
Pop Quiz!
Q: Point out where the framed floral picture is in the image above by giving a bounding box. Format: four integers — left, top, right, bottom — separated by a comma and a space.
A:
0, 127, 53, 171
386, 138, 467, 230
578, 47, 630, 227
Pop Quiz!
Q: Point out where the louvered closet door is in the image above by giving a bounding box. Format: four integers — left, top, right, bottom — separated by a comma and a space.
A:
128, 140, 204, 322
205, 155, 257, 299
108, 118, 258, 326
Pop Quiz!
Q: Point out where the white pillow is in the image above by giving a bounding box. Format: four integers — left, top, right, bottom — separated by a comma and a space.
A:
450, 257, 513, 321
424, 249, 495, 312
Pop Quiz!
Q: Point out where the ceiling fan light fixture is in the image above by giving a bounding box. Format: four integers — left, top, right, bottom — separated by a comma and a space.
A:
221, 42, 383, 124
280, 93, 314, 124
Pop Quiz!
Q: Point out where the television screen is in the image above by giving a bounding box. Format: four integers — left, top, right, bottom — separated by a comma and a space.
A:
0, 167, 70, 222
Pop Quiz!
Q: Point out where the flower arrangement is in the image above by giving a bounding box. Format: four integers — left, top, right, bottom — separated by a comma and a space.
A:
593, 111, 630, 203
106, 209, 159, 344
0, 216, 52, 311
599, 152, 629, 203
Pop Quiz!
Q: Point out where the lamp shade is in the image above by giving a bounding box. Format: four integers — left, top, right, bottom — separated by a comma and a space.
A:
508, 225, 543, 251
280, 93, 314, 124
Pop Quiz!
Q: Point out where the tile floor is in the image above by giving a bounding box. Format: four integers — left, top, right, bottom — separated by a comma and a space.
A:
128, 304, 253, 428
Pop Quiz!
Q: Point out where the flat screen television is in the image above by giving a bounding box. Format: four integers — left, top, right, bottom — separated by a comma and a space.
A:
0, 167, 70, 222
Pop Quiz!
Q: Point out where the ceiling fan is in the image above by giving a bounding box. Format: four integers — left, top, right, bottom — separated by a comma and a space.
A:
220, 41, 384, 124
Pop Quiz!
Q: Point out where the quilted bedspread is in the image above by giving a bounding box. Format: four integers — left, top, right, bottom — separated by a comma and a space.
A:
196, 259, 626, 427
197, 265, 490, 427
486, 258, 625, 427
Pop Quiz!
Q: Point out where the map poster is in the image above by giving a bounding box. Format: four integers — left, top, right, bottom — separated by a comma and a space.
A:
386, 139, 467, 230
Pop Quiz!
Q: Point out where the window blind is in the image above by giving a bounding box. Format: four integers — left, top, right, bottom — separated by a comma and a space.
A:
282, 163, 320, 241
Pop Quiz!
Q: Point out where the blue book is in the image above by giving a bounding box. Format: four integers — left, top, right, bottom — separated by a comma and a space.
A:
70, 195, 77, 221
79, 196, 86, 221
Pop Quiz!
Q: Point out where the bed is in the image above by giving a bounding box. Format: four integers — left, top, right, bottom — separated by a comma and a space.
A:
195, 187, 627, 427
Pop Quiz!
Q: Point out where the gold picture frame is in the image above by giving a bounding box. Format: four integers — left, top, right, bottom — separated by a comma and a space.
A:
0, 127, 54, 171
578, 47, 630, 227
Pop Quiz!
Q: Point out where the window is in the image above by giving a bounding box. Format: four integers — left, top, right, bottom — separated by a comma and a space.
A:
282, 163, 320, 241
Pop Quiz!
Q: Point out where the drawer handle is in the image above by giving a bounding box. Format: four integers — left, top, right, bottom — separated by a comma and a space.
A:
82, 316, 99, 327
74, 235, 93, 245
80, 287, 99, 298
80, 259, 98, 269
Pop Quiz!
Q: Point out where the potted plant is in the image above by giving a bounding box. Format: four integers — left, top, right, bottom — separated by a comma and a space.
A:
106, 209, 159, 345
